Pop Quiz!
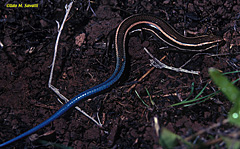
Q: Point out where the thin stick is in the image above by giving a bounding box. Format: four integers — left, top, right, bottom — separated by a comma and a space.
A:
0, 41, 3, 50
48, 2, 102, 127
48, 2, 73, 88
127, 67, 155, 92
185, 119, 229, 141
144, 47, 200, 75
86, 0, 96, 16
127, 55, 167, 92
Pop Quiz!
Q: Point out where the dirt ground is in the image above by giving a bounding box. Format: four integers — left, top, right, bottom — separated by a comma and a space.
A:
0, 0, 240, 148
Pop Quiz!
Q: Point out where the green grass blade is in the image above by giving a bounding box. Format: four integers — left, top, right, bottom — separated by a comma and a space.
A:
171, 81, 210, 107
145, 87, 155, 106
135, 90, 149, 108
223, 70, 240, 75
209, 68, 240, 127
184, 82, 195, 101
222, 136, 240, 149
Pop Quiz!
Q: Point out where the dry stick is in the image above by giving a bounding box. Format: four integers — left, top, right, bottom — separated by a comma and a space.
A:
192, 121, 240, 147
179, 53, 209, 68
180, 52, 240, 69
127, 67, 155, 93
0, 41, 3, 50
144, 47, 200, 75
127, 45, 200, 92
87, 0, 96, 16
48, 2, 102, 127
126, 55, 166, 93
202, 138, 223, 147
206, 52, 240, 57
185, 119, 229, 141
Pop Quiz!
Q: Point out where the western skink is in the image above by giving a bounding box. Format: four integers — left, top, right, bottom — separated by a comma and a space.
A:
0, 14, 224, 147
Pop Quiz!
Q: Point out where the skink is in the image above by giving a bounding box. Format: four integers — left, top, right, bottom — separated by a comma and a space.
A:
0, 14, 224, 147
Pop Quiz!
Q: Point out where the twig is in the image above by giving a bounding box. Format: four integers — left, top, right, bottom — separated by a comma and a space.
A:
179, 53, 208, 68
48, 2, 73, 87
127, 67, 155, 92
180, 52, 240, 68
0, 41, 3, 50
185, 119, 229, 141
48, 2, 102, 127
153, 116, 160, 137
86, 0, 96, 16
144, 47, 200, 75
206, 52, 240, 57
127, 56, 167, 92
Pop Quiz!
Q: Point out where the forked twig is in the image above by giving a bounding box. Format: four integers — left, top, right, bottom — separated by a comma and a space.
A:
144, 47, 200, 75
86, 0, 96, 16
48, 2, 102, 127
